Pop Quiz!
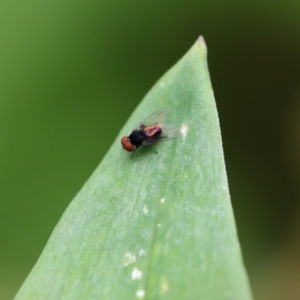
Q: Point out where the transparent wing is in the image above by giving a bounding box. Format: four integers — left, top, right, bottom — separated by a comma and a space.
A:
142, 124, 182, 146
134, 109, 168, 130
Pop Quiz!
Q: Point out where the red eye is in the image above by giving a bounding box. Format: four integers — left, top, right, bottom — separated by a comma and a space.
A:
121, 136, 134, 152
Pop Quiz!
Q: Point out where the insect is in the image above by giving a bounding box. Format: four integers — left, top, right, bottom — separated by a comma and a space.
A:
121, 109, 181, 158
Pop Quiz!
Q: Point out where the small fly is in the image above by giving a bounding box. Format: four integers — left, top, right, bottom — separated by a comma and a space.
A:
121, 109, 181, 158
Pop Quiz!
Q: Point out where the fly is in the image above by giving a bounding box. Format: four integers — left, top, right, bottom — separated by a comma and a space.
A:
121, 109, 181, 158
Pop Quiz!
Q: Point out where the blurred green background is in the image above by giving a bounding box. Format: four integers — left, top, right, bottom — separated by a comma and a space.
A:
1, 0, 300, 299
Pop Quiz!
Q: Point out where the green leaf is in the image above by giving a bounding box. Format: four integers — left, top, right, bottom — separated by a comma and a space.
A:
15, 37, 252, 300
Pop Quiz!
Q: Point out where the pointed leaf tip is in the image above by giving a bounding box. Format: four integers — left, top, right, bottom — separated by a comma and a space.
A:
198, 35, 205, 43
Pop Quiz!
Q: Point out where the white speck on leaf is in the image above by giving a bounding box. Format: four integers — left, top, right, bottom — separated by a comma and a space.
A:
180, 123, 188, 142
131, 268, 142, 280
124, 252, 136, 266
138, 249, 146, 256
143, 205, 148, 215
136, 289, 145, 298
157, 223, 161, 227
160, 198, 165, 203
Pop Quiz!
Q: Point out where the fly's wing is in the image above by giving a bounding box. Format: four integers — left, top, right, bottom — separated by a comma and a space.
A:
142, 124, 182, 146
134, 109, 168, 131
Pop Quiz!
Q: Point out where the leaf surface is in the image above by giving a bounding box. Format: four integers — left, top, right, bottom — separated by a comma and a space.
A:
15, 37, 252, 300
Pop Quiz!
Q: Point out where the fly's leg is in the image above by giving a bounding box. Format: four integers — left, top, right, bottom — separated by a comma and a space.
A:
145, 145, 158, 154
130, 148, 137, 159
